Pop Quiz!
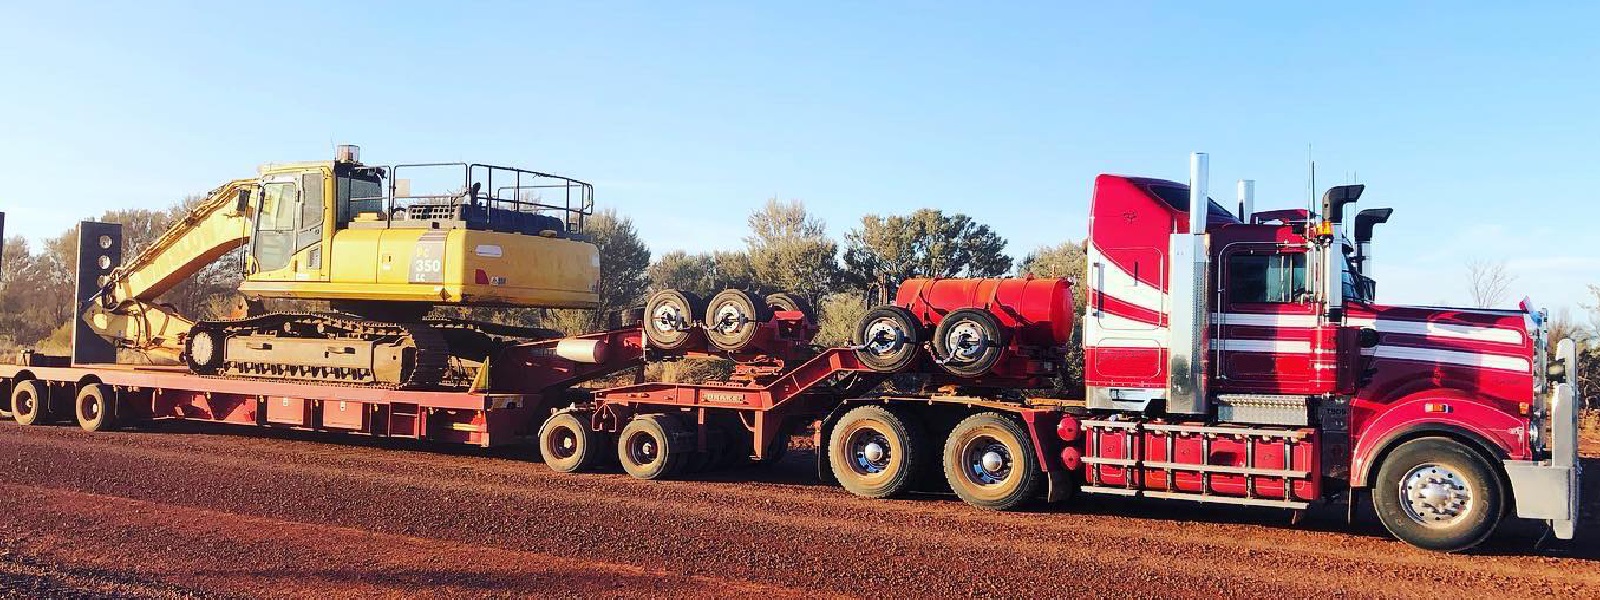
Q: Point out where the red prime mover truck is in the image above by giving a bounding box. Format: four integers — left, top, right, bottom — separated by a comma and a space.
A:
0, 153, 1583, 552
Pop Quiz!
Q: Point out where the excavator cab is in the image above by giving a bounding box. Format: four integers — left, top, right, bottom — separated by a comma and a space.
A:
239, 146, 602, 311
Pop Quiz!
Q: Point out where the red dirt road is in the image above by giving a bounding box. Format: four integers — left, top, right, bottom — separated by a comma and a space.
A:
2, 423, 1597, 599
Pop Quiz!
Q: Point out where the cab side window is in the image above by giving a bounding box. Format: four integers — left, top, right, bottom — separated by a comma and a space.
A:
1227, 253, 1307, 304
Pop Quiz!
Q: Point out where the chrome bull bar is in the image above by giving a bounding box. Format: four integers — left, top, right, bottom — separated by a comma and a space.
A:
1503, 338, 1582, 540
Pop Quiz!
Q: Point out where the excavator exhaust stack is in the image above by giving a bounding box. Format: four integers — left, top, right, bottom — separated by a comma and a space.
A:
74, 221, 123, 365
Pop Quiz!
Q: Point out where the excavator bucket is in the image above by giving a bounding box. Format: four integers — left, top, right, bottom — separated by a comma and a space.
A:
73, 221, 122, 365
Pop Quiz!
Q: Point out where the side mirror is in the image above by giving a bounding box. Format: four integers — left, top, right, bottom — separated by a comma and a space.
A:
1359, 327, 1380, 348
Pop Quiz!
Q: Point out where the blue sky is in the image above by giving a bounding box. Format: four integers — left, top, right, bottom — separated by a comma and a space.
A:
1, 2, 1597, 315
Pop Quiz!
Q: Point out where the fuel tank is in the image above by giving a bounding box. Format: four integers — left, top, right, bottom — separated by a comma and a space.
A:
894, 277, 1075, 346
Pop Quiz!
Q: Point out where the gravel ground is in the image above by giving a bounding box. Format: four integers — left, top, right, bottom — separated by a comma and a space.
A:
0, 421, 1596, 598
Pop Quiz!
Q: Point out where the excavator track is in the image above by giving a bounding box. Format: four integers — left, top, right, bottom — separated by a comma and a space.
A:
186, 312, 451, 390
183, 313, 563, 390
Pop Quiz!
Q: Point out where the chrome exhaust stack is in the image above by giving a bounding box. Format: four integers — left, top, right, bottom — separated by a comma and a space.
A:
1236, 179, 1255, 222
1166, 153, 1211, 415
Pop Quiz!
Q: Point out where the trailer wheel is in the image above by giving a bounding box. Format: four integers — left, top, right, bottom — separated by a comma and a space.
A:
705, 289, 770, 352
827, 405, 928, 498
931, 308, 1008, 378
942, 412, 1042, 510
854, 306, 923, 373
764, 293, 814, 321
643, 289, 704, 351
1372, 437, 1504, 552
74, 383, 119, 432
618, 414, 690, 480
10, 380, 50, 426
538, 411, 605, 473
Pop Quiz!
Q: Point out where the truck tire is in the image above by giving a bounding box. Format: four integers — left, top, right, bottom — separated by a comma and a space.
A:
74, 383, 119, 432
942, 412, 1043, 510
643, 289, 704, 351
931, 308, 1008, 378
827, 405, 929, 498
764, 293, 814, 321
705, 289, 769, 352
10, 380, 50, 426
617, 414, 690, 480
1372, 437, 1504, 552
854, 306, 923, 373
538, 411, 605, 473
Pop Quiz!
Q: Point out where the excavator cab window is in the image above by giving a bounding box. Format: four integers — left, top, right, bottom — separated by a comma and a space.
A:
253, 179, 300, 272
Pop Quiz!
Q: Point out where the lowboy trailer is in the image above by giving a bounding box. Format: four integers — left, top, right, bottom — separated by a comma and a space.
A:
0, 153, 1583, 552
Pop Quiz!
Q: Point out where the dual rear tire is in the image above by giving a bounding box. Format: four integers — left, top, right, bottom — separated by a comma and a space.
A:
827, 406, 1043, 510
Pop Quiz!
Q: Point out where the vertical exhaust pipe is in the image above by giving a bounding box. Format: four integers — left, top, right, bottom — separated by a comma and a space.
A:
1237, 179, 1255, 223
1167, 153, 1211, 415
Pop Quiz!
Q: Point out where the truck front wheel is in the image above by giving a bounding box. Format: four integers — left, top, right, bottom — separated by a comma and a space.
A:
1372, 437, 1504, 552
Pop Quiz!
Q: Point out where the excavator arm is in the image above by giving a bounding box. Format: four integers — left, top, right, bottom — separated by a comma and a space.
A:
82, 179, 257, 362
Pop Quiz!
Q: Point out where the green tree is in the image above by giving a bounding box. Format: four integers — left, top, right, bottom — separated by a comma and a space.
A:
648, 249, 755, 296
842, 209, 1011, 298
744, 198, 840, 304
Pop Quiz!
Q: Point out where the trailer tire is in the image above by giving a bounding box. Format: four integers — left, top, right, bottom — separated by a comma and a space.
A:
538, 411, 605, 473
931, 308, 1008, 378
705, 289, 770, 352
854, 306, 924, 373
74, 383, 119, 432
942, 412, 1042, 510
618, 414, 690, 480
643, 289, 704, 351
10, 380, 49, 427
1372, 437, 1504, 552
828, 405, 928, 499
764, 293, 813, 321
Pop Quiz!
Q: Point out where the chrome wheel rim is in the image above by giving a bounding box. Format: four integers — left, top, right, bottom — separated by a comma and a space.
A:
961, 435, 1013, 486
863, 319, 907, 356
1399, 463, 1474, 527
943, 321, 988, 361
847, 427, 893, 476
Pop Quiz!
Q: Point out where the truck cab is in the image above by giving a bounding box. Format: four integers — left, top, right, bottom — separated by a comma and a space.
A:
1082, 154, 1580, 550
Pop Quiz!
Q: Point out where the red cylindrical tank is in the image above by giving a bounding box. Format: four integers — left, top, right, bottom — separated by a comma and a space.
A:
893, 277, 1075, 347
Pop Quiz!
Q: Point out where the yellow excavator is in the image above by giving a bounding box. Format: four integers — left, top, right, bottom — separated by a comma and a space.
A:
80, 145, 601, 388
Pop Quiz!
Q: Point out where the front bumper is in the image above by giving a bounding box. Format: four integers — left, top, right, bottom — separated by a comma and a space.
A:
1503, 339, 1583, 540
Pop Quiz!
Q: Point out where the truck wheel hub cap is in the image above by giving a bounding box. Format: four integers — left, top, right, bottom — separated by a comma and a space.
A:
964, 438, 1012, 485
651, 306, 685, 333
850, 430, 893, 474
1400, 464, 1473, 526
710, 305, 745, 333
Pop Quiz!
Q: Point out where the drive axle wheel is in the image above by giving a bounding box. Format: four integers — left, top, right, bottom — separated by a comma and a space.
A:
943, 412, 1042, 510
931, 308, 1008, 378
705, 289, 769, 352
10, 380, 50, 426
828, 405, 928, 498
854, 306, 924, 373
1373, 437, 1504, 552
618, 414, 691, 480
538, 411, 606, 473
643, 289, 704, 351
74, 383, 119, 432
